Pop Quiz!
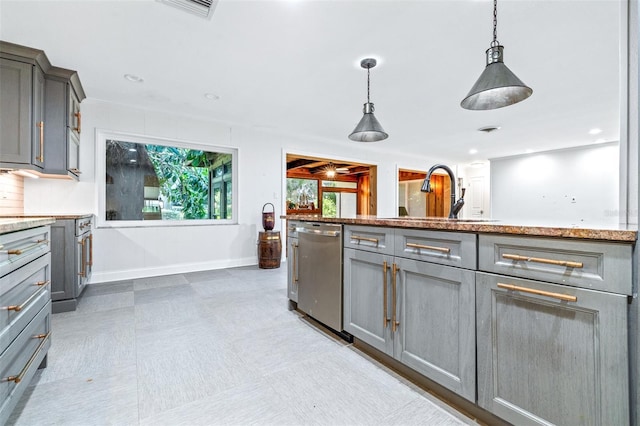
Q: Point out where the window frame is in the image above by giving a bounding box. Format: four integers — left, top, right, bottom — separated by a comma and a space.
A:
96, 129, 238, 228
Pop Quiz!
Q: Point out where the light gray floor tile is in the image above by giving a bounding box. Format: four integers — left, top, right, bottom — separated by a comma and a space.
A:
139, 377, 295, 426
8, 365, 139, 426
183, 268, 233, 283
83, 280, 134, 297
133, 283, 196, 305
133, 273, 189, 291
75, 291, 135, 314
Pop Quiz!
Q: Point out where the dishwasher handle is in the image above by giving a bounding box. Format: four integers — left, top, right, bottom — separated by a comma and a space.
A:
297, 228, 341, 237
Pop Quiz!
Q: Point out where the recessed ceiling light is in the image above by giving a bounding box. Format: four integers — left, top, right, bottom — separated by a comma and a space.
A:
469, 148, 478, 154
204, 93, 220, 100
124, 74, 144, 83
588, 128, 602, 135
478, 125, 501, 133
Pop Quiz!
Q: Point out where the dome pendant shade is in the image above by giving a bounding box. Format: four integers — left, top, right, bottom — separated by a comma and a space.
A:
349, 102, 388, 142
461, 46, 532, 110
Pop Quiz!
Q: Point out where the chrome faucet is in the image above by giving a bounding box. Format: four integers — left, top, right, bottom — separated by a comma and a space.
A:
421, 164, 465, 219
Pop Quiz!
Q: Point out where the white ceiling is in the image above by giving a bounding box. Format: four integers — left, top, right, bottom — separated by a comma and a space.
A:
0, 0, 621, 164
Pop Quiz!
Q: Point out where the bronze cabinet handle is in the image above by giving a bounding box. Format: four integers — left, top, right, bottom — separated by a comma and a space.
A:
74, 111, 81, 134
6, 284, 48, 312
497, 283, 578, 302
4, 332, 50, 383
391, 263, 400, 332
383, 261, 390, 328
351, 235, 379, 245
406, 242, 451, 253
502, 253, 583, 269
88, 234, 93, 267
78, 239, 86, 277
36, 121, 44, 162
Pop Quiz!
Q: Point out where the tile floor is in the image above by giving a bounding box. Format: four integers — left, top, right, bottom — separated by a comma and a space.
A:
8, 265, 478, 426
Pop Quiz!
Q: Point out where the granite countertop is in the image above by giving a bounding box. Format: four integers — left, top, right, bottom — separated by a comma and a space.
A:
281, 214, 638, 242
0, 217, 56, 234
0, 213, 93, 220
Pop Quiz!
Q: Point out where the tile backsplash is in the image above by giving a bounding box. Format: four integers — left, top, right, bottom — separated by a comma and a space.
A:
0, 173, 24, 215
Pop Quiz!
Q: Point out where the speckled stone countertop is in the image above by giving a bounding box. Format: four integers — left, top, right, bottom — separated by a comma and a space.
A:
281, 215, 638, 242
0, 214, 93, 220
0, 217, 55, 234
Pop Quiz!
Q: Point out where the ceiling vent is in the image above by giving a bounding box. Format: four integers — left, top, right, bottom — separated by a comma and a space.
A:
158, 0, 218, 19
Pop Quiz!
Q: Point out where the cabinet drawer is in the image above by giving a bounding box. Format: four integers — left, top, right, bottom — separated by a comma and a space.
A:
76, 216, 92, 236
395, 229, 477, 269
479, 234, 633, 295
0, 226, 51, 279
0, 253, 51, 354
0, 302, 51, 426
344, 225, 394, 255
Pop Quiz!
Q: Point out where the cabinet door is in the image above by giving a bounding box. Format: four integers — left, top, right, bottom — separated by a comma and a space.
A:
287, 237, 298, 303
0, 58, 32, 165
68, 89, 81, 137
476, 272, 629, 426
343, 248, 393, 355
67, 128, 80, 176
31, 65, 45, 168
49, 220, 75, 301
393, 257, 476, 402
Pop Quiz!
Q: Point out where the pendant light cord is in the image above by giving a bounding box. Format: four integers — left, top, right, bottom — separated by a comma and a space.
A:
491, 0, 499, 47
367, 67, 371, 103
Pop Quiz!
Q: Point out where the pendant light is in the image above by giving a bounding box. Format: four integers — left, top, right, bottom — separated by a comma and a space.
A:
461, 0, 532, 110
349, 58, 388, 142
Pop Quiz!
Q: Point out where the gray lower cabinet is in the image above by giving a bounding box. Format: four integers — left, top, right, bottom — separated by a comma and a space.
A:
343, 226, 477, 402
476, 271, 629, 425
343, 248, 393, 354
0, 225, 52, 425
50, 216, 93, 313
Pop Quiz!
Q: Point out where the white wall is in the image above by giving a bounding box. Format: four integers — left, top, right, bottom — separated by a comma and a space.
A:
490, 142, 619, 226
24, 99, 440, 282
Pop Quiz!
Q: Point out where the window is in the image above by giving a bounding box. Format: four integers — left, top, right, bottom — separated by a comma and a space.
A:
286, 178, 318, 211
97, 130, 237, 227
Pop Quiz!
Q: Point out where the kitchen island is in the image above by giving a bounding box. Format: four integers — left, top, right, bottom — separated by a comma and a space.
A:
283, 214, 638, 426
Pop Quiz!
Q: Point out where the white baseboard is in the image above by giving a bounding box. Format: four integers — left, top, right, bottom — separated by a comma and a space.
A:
89, 256, 259, 283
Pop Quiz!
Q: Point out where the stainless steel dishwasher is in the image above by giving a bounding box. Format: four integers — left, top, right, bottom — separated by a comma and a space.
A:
297, 222, 343, 332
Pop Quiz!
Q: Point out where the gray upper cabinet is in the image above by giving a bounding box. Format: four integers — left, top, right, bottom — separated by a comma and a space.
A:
43, 66, 85, 179
476, 271, 629, 426
0, 41, 51, 170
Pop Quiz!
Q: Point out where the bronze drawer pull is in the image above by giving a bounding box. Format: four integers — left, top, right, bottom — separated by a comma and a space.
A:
406, 242, 451, 253
391, 263, 400, 332
5, 284, 48, 312
351, 235, 379, 245
2, 239, 49, 255
383, 261, 390, 328
36, 280, 50, 287
502, 253, 583, 268
4, 332, 50, 384
497, 283, 578, 302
